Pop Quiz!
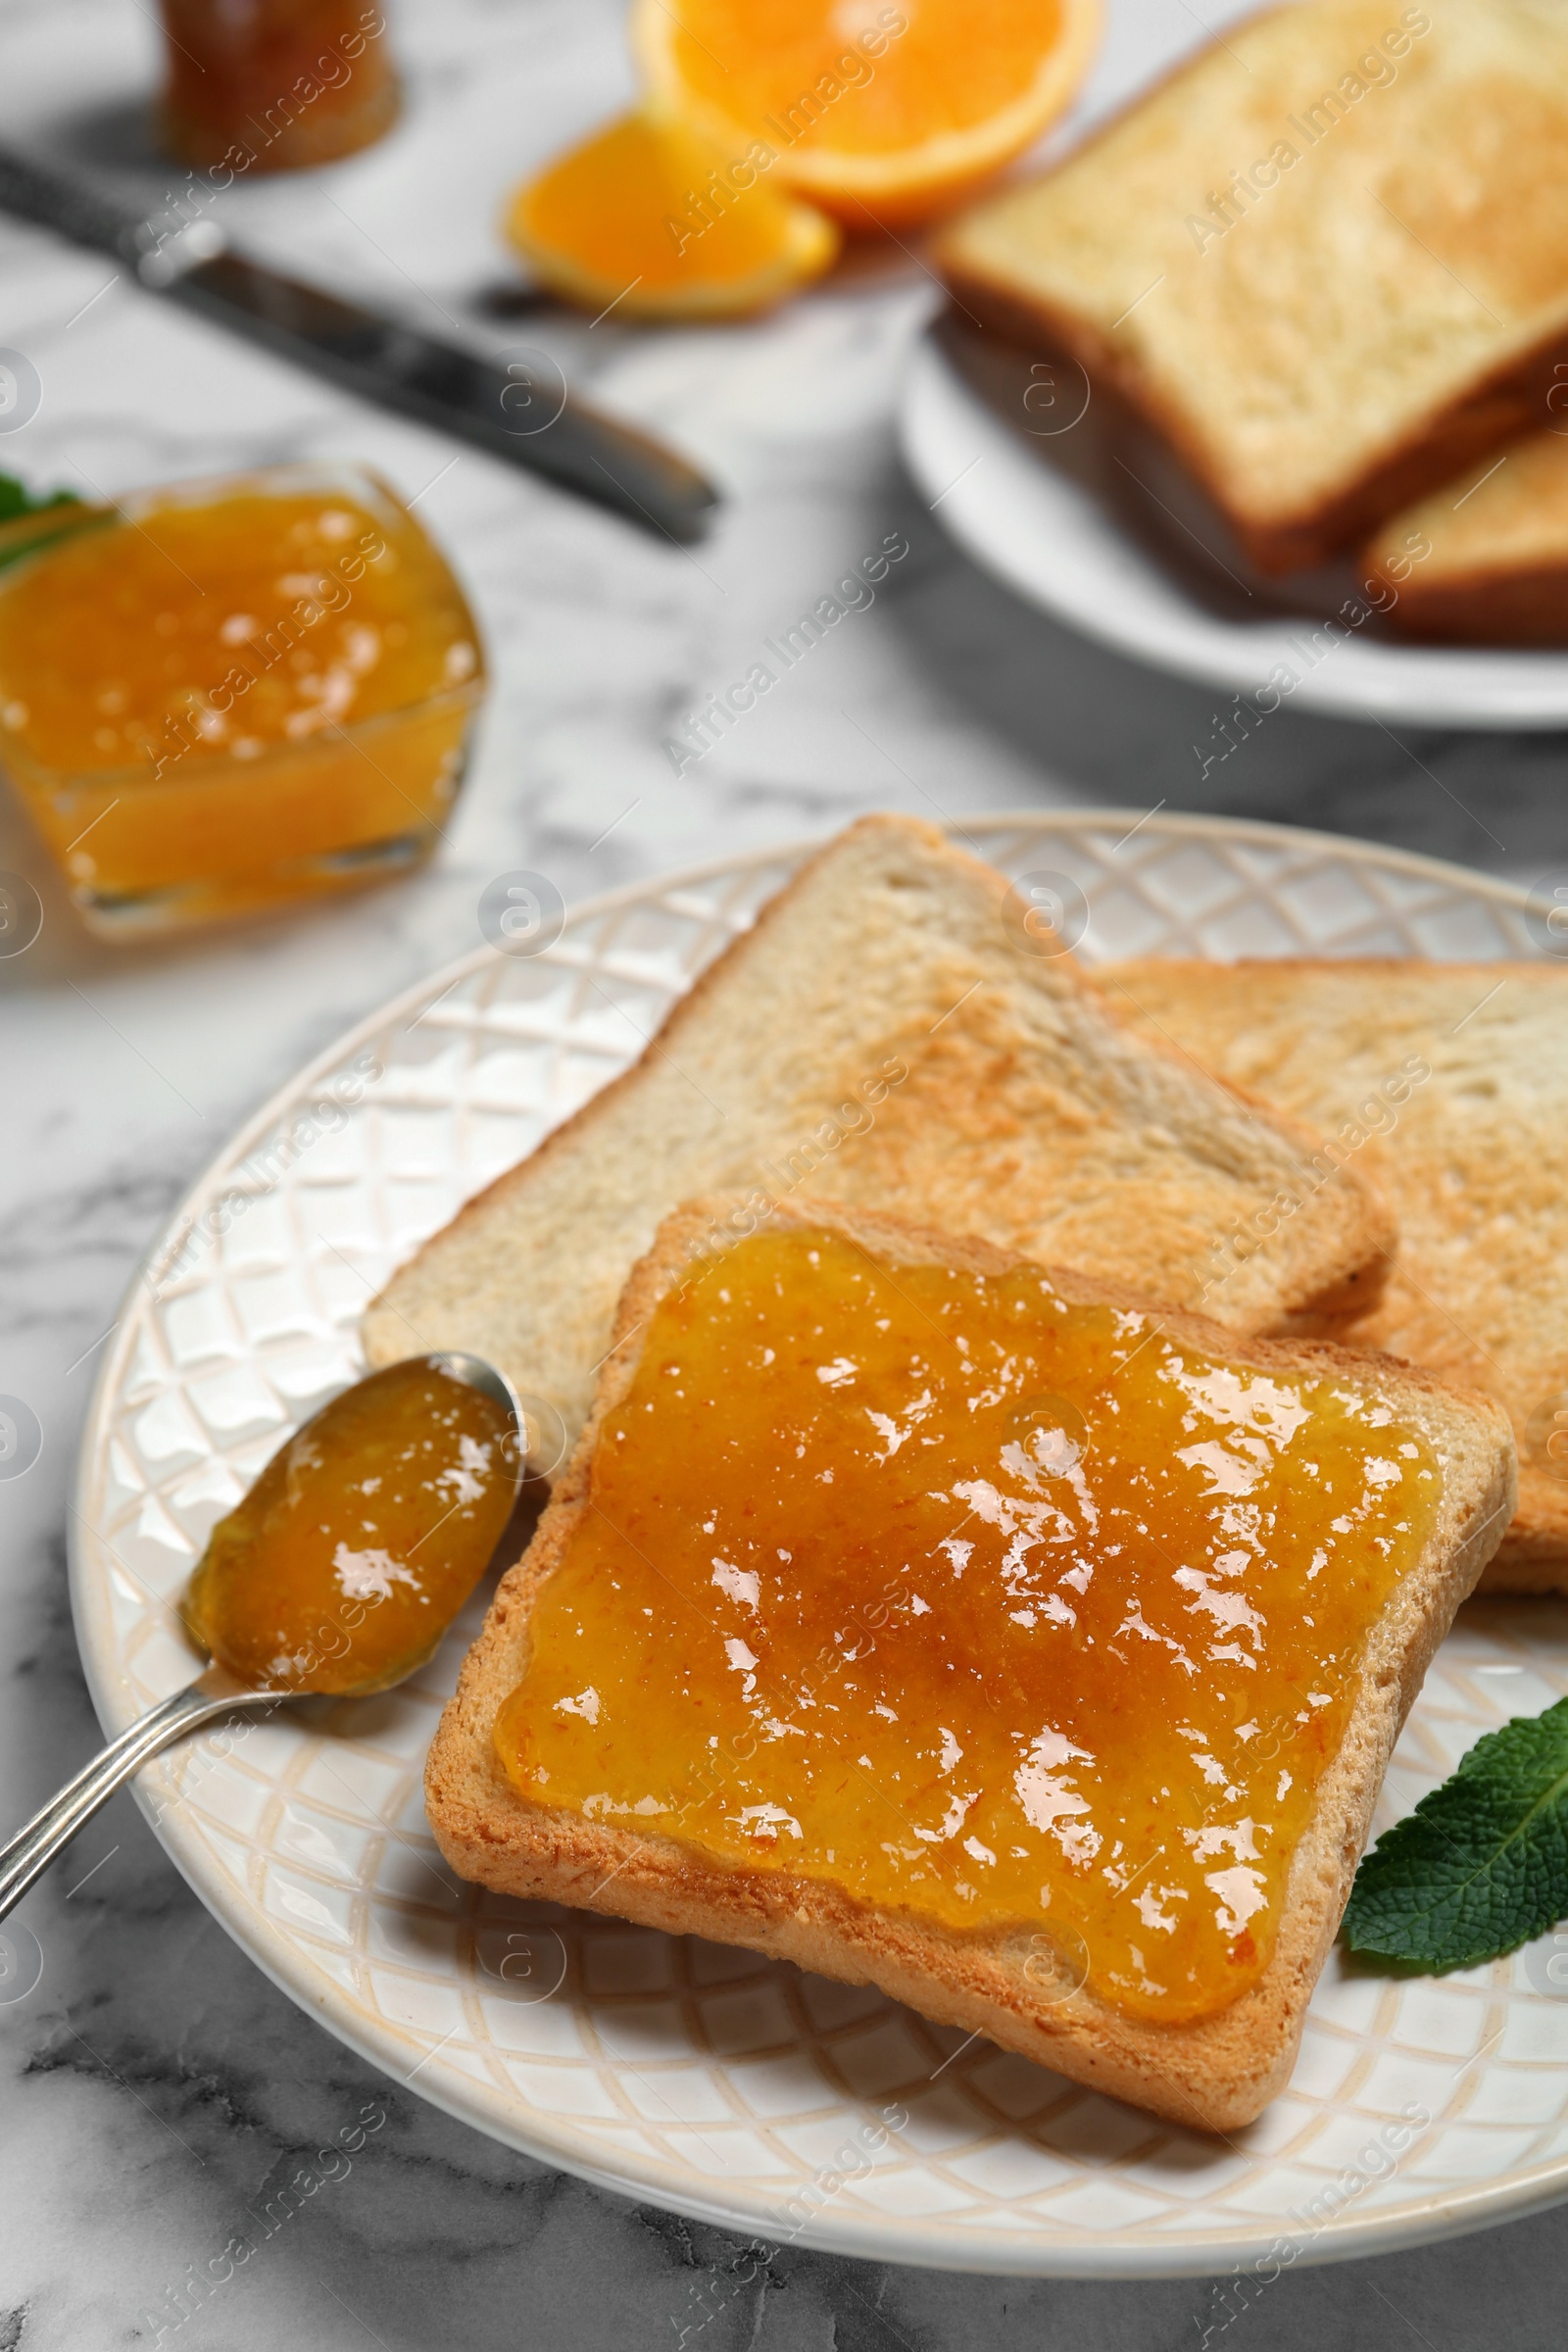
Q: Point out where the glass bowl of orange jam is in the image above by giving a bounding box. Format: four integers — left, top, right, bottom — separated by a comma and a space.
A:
0, 464, 485, 938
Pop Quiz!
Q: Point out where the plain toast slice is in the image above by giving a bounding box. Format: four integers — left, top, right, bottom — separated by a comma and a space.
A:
935, 0, 1568, 573
364, 815, 1393, 1463
425, 1195, 1514, 2131
1367, 430, 1568, 643
1108, 957, 1566, 1588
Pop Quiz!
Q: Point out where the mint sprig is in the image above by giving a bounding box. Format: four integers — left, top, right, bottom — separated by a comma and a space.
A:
0, 473, 88, 579
0, 472, 77, 524
1344, 1697, 1568, 1971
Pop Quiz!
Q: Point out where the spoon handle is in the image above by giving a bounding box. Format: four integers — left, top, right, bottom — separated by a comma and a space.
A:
0, 1670, 278, 1923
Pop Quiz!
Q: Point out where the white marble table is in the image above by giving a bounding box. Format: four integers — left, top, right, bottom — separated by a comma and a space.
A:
2, 0, 1566, 2344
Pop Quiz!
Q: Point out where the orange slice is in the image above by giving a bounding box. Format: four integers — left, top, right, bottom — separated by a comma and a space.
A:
632, 0, 1102, 227
505, 111, 841, 320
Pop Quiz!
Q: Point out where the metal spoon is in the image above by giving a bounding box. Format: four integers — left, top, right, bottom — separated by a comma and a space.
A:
0, 1352, 525, 1925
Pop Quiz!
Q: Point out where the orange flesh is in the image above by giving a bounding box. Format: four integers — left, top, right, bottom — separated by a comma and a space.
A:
184, 1359, 516, 1695
0, 483, 480, 905
655, 0, 1069, 154
494, 1227, 1441, 2024
510, 113, 835, 304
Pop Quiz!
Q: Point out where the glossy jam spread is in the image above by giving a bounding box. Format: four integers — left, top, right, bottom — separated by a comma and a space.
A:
494, 1226, 1441, 2023
184, 1359, 515, 1694
0, 473, 482, 931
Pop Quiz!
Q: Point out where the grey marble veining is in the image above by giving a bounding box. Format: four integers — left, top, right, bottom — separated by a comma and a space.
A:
3, 0, 1568, 2344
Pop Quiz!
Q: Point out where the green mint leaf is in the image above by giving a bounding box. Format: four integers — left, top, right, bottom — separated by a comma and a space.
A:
0, 476, 89, 577
0, 473, 79, 525
1344, 1696, 1568, 1971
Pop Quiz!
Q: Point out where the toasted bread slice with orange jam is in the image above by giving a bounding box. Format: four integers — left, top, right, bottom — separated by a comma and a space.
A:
424, 1195, 1513, 2131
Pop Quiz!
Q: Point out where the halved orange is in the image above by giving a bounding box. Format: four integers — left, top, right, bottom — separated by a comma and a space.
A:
632, 0, 1102, 228
505, 111, 841, 320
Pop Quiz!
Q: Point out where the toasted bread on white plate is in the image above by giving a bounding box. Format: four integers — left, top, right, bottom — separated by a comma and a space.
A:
1366, 430, 1568, 642
424, 1195, 1514, 2131
364, 815, 1394, 1465
936, 0, 1568, 574
1108, 956, 1566, 1588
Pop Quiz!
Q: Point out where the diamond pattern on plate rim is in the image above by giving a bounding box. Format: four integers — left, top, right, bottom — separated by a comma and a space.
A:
68, 812, 1562, 2277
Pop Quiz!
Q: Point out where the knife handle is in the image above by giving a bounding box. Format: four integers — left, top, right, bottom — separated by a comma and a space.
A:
0, 146, 144, 261
0, 145, 720, 543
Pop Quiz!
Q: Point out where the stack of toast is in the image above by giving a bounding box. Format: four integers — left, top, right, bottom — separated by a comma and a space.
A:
934, 0, 1568, 640
365, 817, 1554, 2129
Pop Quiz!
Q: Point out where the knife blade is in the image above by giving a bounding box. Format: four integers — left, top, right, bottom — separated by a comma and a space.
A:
0, 145, 719, 543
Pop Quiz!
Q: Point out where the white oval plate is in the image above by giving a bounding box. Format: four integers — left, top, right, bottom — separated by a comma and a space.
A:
900, 332, 1568, 729
71, 811, 1568, 2278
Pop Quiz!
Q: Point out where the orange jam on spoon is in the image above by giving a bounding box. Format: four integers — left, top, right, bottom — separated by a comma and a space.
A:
494, 1224, 1441, 2024
183, 1358, 516, 1694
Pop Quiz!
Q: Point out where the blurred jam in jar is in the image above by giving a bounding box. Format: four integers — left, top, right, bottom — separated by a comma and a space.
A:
158, 1, 399, 173
0, 465, 485, 938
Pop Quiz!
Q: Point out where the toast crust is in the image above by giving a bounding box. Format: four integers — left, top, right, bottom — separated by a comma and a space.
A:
939, 286, 1568, 581
1366, 430, 1568, 643
424, 1195, 1515, 2132
365, 816, 1395, 1463
1371, 564, 1568, 646
1105, 957, 1568, 1591
934, 0, 1568, 574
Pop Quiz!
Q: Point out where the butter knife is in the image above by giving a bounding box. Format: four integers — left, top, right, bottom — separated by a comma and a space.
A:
0, 146, 719, 543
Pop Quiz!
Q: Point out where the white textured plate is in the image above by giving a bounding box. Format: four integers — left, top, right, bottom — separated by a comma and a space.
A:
900, 333, 1568, 729
71, 812, 1568, 2279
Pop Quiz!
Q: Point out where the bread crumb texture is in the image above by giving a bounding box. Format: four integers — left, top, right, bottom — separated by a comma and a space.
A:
937, 0, 1568, 564
1110, 958, 1567, 1585
365, 816, 1392, 1462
